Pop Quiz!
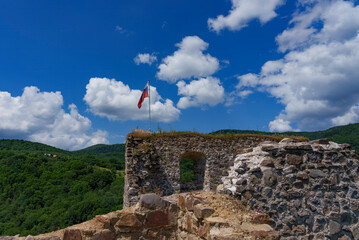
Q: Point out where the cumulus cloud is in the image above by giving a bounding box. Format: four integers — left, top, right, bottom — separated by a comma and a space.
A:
221, 74, 258, 105
237, 90, 253, 99
331, 105, 359, 126
0, 87, 108, 150
237, 0, 359, 132
134, 53, 157, 65
236, 73, 260, 89
84, 77, 180, 122
269, 118, 296, 132
176, 77, 224, 109
276, 0, 359, 52
208, 0, 285, 33
157, 36, 219, 83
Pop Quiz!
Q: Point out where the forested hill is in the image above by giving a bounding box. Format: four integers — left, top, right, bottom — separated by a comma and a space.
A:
0, 139, 126, 155
0, 139, 126, 178
213, 123, 359, 153
74, 144, 125, 154
0, 140, 126, 236
0, 139, 69, 155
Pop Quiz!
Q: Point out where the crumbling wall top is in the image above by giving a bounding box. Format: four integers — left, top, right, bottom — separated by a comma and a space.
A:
127, 130, 309, 142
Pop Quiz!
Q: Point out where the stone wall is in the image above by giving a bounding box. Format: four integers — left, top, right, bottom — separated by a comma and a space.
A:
124, 133, 279, 208
124, 133, 359, 238
221, 138, 359, 239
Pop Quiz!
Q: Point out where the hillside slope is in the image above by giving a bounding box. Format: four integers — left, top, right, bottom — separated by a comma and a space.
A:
0, 140, 69, 155
74, 144, 125, 154
0, 140, 126, 155
0, 141, 126, 236
0, 150, 125, 236
0, 140, 126, 171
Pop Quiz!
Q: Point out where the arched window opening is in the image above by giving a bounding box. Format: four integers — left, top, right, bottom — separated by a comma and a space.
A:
181, 158, 194, 182
179, 151, 206, 192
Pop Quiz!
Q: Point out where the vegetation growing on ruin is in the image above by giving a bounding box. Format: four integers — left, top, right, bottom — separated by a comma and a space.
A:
128, 130, 309, 142
129, 123, 359, 152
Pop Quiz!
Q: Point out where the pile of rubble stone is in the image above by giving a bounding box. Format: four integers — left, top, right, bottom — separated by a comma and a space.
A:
0, 192, 279, 240
221, 138, 359, 239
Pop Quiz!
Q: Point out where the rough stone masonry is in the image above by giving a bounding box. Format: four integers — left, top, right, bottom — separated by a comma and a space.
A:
124, 132, 280, 208
124, 132, 359, 239
221, 138, 359, 239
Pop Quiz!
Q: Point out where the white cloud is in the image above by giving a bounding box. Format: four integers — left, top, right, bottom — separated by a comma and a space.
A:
84, 77, 180, 122
236, 73, 260, 89
134, 53, 157, 65
208, 0, 285, 33
0, 87, 108, 150
297, 0, 318, 5
222, 59, 230, 65
237, 90, 253, 99
224, 93, 237, 107
220, 74, 257, 104
115, 25, 126, 34
157, 36, 219, 83
276, 0, 359, 52
331, 105, 359, 126
176, 77, 224, 109
237, 0, 359, 132
269, 118, 297, 132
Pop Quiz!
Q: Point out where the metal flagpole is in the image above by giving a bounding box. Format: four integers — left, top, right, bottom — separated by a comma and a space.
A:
148, 79, 151, 132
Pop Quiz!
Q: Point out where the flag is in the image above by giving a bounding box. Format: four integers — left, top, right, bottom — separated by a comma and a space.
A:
138, 83, 149, 109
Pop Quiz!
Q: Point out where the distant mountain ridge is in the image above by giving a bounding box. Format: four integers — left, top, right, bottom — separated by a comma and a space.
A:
1, 123, 359, 154
212, 123, 359, 152
74, 144, 125, 154
0, 140, 126, 155
0, 139, 69, 155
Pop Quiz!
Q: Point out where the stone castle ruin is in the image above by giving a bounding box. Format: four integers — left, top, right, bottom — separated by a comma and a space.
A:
2, 132, 359, 239
124, 132, 279, 208
124, 132, 359, 239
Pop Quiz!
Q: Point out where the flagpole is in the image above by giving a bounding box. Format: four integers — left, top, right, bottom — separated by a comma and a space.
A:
148, 79, 151, 132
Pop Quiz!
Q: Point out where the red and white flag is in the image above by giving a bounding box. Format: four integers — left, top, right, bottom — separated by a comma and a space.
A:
138, 83, 149, 109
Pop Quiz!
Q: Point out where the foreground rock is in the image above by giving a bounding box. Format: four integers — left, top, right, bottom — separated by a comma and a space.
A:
1, 192, 278, 240
222, 138, 359, 239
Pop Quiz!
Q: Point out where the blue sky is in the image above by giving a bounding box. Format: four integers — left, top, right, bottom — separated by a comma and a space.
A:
1, 0, 359, 150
